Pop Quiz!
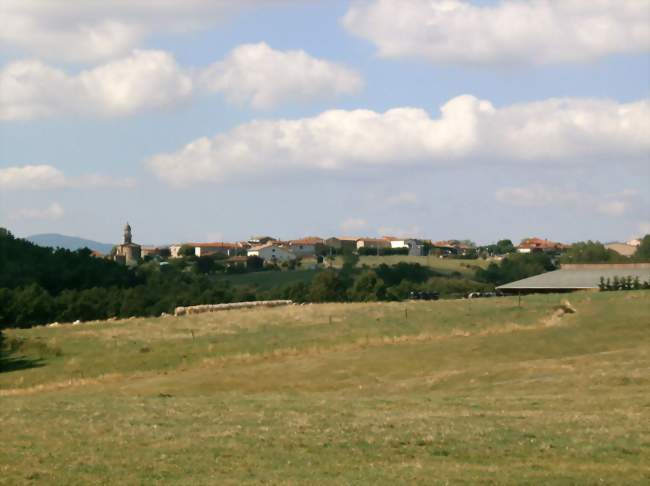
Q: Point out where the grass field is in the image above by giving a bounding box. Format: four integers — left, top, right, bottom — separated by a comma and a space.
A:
1, 291, 649, 484
210, 256, 487, 293
333, 255, 489, 276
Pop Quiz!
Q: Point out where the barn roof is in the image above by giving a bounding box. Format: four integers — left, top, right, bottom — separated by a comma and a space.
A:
497, 264, 650, 291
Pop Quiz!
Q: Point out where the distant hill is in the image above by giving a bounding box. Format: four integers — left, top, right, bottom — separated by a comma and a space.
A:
27, 233, 114, 255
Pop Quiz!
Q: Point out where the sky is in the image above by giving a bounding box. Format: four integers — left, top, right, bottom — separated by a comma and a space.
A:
1, 0, 649, 246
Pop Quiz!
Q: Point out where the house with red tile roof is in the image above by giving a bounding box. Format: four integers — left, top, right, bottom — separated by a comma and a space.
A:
517, 237, 569, 254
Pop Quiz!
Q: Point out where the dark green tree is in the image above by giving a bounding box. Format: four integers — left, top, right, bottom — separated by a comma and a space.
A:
561, 241, 625, 264
633, 235, 650, 261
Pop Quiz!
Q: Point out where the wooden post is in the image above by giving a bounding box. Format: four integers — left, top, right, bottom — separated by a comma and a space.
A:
404, 308, 408, 320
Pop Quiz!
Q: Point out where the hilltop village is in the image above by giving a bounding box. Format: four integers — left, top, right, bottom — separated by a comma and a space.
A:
110, 222, 642, 268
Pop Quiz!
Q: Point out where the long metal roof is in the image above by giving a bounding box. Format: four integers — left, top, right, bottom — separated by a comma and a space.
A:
497, 267, 650, 290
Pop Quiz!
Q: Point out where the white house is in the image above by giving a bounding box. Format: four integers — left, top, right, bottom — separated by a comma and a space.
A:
247, 243, 296, 263
192, 242, 238, 258
389, 239, 409, 249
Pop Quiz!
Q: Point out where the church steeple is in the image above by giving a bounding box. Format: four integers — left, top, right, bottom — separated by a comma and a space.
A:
124, 222, 132, 245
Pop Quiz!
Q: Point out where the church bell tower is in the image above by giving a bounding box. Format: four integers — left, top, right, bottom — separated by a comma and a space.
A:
124, 222, 132, 245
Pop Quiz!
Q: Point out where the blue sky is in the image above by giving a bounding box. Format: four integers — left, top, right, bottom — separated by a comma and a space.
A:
1, 0, 648, 245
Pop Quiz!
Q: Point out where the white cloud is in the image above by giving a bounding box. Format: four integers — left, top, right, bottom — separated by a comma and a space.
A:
495, 184, 639, 217
343, 0, 650, 65
0, 165, 136, 190
198, 42, 362, 109
0, 1, 313, 63
340, 217, 368, 233
0, 164, 66, 190
1, 45, 361, 120
146, 95, 650, 187
11, 202, 65, 221
0, 50, 192, 120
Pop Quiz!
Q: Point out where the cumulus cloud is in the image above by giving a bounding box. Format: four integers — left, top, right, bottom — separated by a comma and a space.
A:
0, 50, 192, 120
198, 42, 362, 109
11, 202, 65, 221
340, 217, 368, 233
1, 45, 361, 120
0, 1, 312, 63
0, 165, 136, 190
146, 95, 650, 187
343, 0, 650, 65
495, 184, 640, 217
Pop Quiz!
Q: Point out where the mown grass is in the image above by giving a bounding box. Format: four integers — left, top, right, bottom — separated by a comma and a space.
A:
1, 291, 649, 485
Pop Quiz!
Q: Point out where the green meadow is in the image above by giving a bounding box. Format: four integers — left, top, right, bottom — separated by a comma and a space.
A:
1, 291, 649, 484
334, 255, 488, 276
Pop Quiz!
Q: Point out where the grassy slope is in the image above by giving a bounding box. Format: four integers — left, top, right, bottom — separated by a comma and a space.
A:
1, 292, 649, 485
334, 255, 488, 276
208, 256, 487, 293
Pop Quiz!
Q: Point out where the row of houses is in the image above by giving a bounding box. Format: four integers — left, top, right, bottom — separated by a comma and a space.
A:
112, 224, 642, 267
160, 235, 577, 264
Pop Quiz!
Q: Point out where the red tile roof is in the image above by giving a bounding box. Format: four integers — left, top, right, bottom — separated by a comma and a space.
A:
190, 242, 238, 249
518, 237, 568, 250
289, 237, 324, 245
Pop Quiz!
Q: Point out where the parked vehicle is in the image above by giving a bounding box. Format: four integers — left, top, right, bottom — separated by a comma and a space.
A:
408, 291, 440, 301
467, 291, 503, 299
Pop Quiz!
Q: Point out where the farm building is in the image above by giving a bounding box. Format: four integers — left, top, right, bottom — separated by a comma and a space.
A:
497, 263, 650, 294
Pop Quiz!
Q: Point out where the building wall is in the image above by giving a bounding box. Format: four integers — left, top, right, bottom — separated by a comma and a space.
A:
169, 245, 183, 258
357, 239, 391, 249
325, 238, 357, 251
195, 246, 235, 258
256, 246, 296, 262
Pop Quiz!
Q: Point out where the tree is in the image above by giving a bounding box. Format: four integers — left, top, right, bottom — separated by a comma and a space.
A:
246, 255, 264, 271
476, 253, 556, 286
560, 241, 625, 264
309, 270, 347, 302
179, 245, 195, 258
633, 235, 650, 261
349, 270, 386, 301
496, 239, 515, 254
